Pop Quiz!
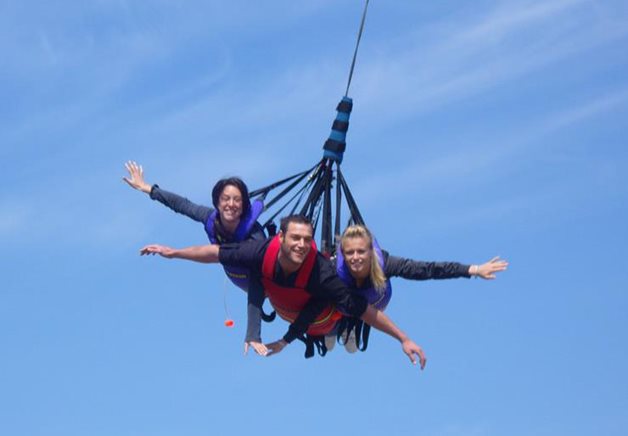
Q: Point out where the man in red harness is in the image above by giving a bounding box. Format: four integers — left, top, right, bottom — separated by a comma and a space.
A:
140, 215, 427, 369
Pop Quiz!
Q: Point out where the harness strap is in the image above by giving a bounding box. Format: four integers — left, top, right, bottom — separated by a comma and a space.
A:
337, 317, 370, 352
298, 334, 328, 359
356, 320, 370, 351
338, 167, 365, 225
261, 307, 276, 323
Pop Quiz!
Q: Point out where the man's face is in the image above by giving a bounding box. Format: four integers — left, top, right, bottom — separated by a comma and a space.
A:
279, 222, 313, 268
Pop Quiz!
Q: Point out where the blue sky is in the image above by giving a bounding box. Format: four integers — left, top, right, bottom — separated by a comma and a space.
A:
2, 1, 628, 435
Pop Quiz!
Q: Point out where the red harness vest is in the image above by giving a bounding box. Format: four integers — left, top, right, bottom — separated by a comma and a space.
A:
261, 235, 342, 336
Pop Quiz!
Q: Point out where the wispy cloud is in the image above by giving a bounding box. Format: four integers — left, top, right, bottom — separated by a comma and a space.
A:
38, 32, 58, 65
351, 81, 628, 215
413, 184, 569, 235
0, 202, 30, 239
335, 0, 628, 210
428, 422, 490, 436
0, 169, 157, 249
453, 0, 590, 43
3, 0, 627, 252
1, 1, 344, 160
354, 0, 628, 121
547, 88, 628, 130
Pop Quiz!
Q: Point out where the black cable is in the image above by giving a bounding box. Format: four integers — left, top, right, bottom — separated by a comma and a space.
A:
262, 173, 318, 228
334, 162, 342, 251
321, 161, 334, 254
262, 161, 322, 210
299, 161, 329, 218
338, 167, 365, 225
249, 162, 318, 198
345, 0, 370, 97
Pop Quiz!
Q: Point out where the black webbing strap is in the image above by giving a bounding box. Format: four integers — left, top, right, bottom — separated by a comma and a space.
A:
356, 321, 370, 351
265, 222, 277, 237
288, 185, 313, 216
336, 317, 370, 352
260, 162, 323, 229
334, 163, 342, 252
310, 195, 324, 236
337, 167, 365, 225
299, 163, 328, 218
249, 164, 317, 198
262, 174, 318, 227
337, 317, 351, 345
321, 162, 333, 254
258, 162, 321, 210
297, 334, 328, 358
261, 308, 276, 323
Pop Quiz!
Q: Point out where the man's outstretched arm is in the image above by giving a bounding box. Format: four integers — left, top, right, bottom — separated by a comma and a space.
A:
140, 244, 220, 263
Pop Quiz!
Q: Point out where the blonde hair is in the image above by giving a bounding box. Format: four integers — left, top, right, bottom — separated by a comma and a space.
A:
340, 225, 387, 292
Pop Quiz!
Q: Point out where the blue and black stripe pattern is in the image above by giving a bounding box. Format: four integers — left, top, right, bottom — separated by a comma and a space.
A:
323, 96, 353, 163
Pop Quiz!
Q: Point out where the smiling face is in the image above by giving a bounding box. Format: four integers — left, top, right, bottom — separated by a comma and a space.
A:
341, 236, 373, 281
278, 222, 313, 273
217, 184, 244, 225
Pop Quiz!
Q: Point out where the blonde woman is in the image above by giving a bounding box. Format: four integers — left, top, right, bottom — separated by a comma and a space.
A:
334, 225, 508, 352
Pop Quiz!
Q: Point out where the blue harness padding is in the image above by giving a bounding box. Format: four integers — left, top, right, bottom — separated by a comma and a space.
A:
336, 237, 392, 311
323, 97, 353, 163
204, 199, 264, 292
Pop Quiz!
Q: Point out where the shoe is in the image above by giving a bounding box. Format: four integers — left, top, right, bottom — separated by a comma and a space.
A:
344, 329, 358, 354
324, 334, 336, 352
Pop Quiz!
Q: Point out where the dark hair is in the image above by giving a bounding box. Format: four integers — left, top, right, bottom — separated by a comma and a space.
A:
279, 214, 313, 234
211, 177, 251, 218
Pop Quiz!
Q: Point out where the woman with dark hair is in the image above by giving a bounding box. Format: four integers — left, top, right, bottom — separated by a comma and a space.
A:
123, 161, 270, 355
124, 162, 265, 249
334, 224, 508, 352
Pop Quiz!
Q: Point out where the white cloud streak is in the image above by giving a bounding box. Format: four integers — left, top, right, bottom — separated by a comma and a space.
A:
548, 88, 628, 130
355, 0, 628, 121
339, 0, 628, 208
3, 0, 627, 250
351, 83, 628, 211
0, 202, 30, 238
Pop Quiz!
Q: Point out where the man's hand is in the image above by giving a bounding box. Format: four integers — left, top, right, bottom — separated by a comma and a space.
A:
265, 339, 288, 356
402, 339, 427, 370
244, 341, 269, 357
140, 244, 176, 258
140, 243, 218, 263
123, 161, 151, 194
474, 256, 509, 279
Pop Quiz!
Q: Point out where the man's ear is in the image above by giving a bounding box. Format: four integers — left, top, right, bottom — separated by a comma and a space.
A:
278, 230, 285, 243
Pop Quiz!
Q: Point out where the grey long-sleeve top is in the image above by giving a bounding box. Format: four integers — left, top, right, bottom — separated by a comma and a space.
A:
149, 184, 267, 342
149, 184, 213, 224
148, 184, 266, 240
381, 250, 471, 281
344, 250, 471, 297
